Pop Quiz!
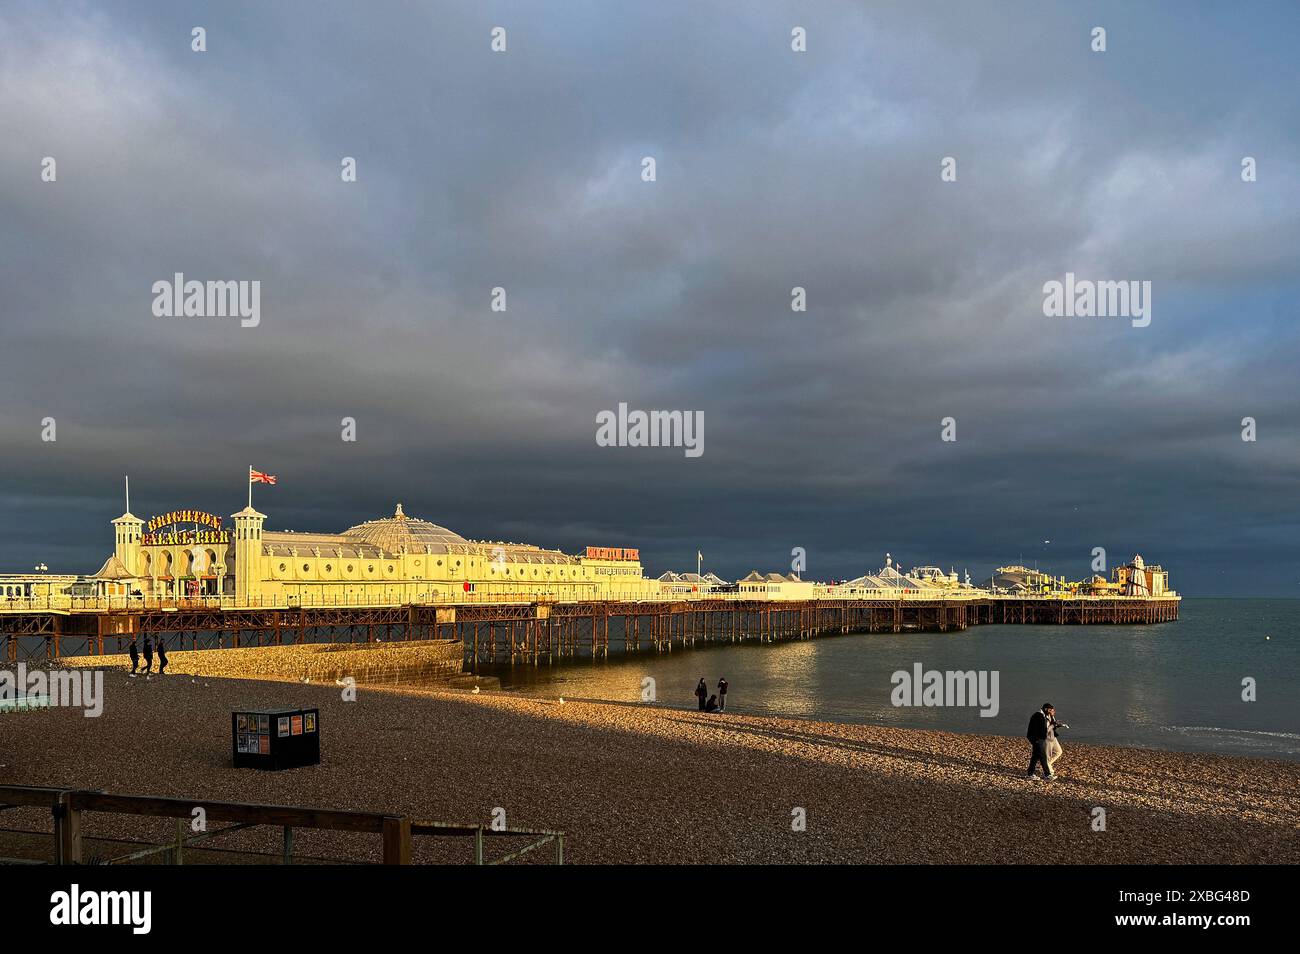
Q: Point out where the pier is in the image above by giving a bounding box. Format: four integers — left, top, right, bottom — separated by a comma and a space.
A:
1, 595, 1179, 666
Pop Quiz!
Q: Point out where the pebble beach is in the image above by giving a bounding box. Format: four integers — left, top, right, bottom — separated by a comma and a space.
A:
2, 657, 1297, 864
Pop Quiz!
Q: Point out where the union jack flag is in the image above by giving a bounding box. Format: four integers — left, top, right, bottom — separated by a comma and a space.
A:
250, 468, 277, 485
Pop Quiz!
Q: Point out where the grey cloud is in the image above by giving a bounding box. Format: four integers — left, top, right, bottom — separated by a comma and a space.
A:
1, 1, 1299, 595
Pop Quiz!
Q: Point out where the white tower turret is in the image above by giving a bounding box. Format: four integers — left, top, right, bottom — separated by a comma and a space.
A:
112, 476, 143, 575
231, 506, 267, 605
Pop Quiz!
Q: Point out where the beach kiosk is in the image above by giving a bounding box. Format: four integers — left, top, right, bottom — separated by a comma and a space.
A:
231, 707, 320, 770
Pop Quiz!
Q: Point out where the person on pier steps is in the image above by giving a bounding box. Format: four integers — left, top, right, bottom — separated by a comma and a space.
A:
142, 636, 154, 677
128, 637, 140, 677
695, 678, 708, 711
1026, 703, 1057, 780
717, 677, 729, 711
156, 637, 169, 676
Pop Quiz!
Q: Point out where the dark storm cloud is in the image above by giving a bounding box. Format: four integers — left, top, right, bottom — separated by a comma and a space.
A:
1, 1, 1298, 594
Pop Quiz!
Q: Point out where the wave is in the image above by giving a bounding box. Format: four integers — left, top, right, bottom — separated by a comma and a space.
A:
1163, 725, 1300, 741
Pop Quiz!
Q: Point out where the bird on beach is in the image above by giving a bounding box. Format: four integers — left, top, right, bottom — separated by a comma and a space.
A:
471, 686, 480, 694
558, 697, 565, 705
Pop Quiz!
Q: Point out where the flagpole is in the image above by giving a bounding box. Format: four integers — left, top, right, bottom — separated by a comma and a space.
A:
247, 465, 252, 510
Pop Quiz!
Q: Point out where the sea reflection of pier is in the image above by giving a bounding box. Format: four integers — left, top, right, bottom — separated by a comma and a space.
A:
0, 595, 1179, 667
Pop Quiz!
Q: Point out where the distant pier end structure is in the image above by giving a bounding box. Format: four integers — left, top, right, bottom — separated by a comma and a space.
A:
1, 493, 1178, 662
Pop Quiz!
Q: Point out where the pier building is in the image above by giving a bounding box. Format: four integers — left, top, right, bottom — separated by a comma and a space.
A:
1, 485, 1177, 611
101, 503, 659, 605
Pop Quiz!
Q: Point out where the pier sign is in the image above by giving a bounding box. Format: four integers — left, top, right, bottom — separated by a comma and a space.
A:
585, 546, 640, 562
142, 510, 229, 546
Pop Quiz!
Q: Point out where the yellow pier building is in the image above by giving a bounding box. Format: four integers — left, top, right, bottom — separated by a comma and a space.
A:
106, 503, 658, 605
0, 487, 1178, 611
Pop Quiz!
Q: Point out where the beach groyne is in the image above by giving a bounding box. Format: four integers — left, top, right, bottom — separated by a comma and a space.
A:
61, 639, 466, 686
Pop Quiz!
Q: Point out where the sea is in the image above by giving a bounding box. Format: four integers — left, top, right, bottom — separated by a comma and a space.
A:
470, 598, 1300, 761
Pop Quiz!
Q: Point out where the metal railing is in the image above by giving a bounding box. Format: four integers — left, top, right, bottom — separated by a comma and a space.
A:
0, 586, 1180, 614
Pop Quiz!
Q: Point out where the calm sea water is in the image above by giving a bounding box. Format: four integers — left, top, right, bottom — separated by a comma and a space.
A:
471, 599, 1300, 761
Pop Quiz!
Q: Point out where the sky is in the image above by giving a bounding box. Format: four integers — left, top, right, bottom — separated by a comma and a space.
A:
1, 1, 1299, 595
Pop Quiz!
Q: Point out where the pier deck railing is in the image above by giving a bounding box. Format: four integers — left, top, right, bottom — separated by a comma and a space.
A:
1, 589, 1180, 614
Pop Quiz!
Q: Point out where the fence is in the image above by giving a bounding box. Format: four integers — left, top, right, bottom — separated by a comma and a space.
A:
0, 784, 563, 866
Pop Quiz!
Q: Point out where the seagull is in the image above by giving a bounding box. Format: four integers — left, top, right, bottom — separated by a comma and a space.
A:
558, 697, 565, 705
471, 686, 480, 694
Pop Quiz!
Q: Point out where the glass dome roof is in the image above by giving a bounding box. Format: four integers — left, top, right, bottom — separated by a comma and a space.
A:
341, 503, 468, 552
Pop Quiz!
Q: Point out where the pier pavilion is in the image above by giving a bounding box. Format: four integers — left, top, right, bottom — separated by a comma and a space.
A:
105, 503, 657, 606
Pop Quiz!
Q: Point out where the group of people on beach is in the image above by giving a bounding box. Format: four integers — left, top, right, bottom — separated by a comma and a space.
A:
126, 636, 168, 677
1026, 702, 1068, 780
694, 677, 728, 712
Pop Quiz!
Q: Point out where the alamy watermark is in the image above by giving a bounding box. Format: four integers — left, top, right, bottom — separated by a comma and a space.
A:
1, 663, 103, 717
152, 273, 260, 328
1043, 272, 1150, 328
891, 663, 999, 717
50, 884, 150, 934
596, 403, 703, 458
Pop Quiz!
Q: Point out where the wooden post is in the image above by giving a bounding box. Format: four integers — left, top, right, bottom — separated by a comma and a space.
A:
282, 825, 294, 863
54, 793, 82, 865
382, 817, 411, 865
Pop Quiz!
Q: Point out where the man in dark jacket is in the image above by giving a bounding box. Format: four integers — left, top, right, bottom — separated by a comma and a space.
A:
128, 638, 140, 677
1026, 703, 1056, 780
717, 677, 729, 711
695, 678, 708, 711
142, 636, 154, 677
156, 637, 169, 675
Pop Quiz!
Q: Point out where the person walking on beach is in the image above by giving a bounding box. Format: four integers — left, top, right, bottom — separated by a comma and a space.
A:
1026, 703, 1056, 780
142, 636, 154, 677
717, 677, 728, 711
128, 637, 139, 677
156, 637, 169, 676
1046, 708, 1069, 774
695, 678, 708, 711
